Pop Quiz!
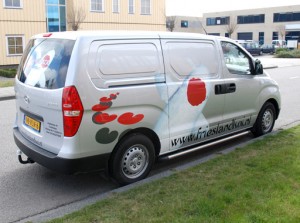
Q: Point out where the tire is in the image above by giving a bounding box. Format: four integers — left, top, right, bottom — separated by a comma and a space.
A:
252, 102, 276, 137
109, 133, 155, 185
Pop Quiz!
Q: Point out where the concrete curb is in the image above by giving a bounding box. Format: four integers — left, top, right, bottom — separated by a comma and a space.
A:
0, 95, 15, 101
264, 65, 278, 69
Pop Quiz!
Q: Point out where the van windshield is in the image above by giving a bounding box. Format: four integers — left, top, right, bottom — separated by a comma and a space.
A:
17, 38, 75, 89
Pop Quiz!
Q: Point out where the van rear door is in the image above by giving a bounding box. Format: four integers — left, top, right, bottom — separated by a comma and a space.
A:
15, 38, 75, 154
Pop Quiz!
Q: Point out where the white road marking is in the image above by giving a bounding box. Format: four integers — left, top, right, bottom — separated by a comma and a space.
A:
290, 76, 300, 79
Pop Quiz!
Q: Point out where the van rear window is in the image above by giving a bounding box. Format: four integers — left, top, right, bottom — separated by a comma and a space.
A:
17, 38, 75, 89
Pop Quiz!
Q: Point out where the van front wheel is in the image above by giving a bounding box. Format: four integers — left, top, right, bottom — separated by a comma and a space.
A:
110, 134, 155, 185
252, 102, 276, 137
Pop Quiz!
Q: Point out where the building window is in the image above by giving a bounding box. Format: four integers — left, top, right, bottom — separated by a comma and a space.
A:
206, 17, 229, 26
225, 33, 229, 38
272, 32, 279, 40
4, 0, 22, 8
208, 33, 220, 36
285, 31, 300, 41
181, 20, 188, 28
141, 0, 150, 15
259, 32, 264, 45
237, 14, 265, 24
6, 35, 24, 56
112, 0, 119, 13
128, 0, 134, 14
274, 12, 300, 22
91, 0, 104, 12
237, 32, 253, 40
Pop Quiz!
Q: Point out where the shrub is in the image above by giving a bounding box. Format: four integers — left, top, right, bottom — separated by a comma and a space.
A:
275, 48, 289, 54
275, 49, 300, 58
0, 69, 17, 78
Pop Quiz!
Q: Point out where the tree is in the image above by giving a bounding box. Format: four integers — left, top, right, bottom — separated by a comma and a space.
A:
166, 16, 177, 32
67, 4, 86, 31
276, 25, 286, 40
225, 17, 238, 38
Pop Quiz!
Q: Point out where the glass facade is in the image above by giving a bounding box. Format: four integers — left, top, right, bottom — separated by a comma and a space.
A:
46, 0, 66, 32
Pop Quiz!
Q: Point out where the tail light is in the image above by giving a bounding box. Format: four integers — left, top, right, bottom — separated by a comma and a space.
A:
62, 86, 84, 137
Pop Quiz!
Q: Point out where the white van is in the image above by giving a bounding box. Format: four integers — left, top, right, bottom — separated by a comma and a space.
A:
272, 40, 287, 48
14, 31, 281, 185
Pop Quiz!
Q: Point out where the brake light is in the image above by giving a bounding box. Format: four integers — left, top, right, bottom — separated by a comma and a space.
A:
43, 33, 52, 37
62, 86, 84, 137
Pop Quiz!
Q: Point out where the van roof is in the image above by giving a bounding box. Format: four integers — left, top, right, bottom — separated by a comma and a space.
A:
33, 30, 229, 42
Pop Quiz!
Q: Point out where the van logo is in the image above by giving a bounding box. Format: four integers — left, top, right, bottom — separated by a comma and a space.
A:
24, 95, 30, 104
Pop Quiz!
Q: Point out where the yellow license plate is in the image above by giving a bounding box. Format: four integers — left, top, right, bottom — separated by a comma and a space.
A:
24, 115, 41, 132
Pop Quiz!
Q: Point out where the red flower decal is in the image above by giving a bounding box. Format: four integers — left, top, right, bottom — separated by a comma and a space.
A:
93, 112, 117, 124
92, 103, 112, 112
100, 97, 113, 103
118, 112, 144, 125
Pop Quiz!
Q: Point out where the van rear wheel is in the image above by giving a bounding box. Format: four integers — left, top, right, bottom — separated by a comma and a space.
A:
252, 102, 276, 137
110, 134, 155, 185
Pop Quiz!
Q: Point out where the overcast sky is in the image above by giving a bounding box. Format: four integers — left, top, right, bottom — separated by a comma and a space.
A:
166, 0, 300, 16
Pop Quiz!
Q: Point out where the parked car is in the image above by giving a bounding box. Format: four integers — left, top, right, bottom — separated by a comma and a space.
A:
261, 44, 275, 54
240, 42, 263, 55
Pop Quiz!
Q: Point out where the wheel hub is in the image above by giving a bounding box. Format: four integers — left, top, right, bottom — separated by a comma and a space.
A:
122, 145, 149, 179
262, 109, 273, 132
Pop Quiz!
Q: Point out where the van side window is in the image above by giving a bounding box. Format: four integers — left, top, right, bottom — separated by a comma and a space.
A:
167, 42, 218, 78
221, 41, 251, 75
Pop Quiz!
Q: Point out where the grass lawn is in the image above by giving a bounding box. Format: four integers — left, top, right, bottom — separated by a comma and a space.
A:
0, 68, 16, 88
0, 79, 14, 88
49, 126, 300, 223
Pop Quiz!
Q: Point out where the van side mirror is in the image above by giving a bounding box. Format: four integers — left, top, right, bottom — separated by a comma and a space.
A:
254, 59, 263, 75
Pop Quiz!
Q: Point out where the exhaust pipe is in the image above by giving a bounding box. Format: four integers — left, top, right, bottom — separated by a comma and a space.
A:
17, 150, 35, 164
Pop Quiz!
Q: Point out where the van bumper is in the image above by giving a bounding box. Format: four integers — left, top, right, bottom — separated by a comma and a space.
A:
13, 127, 110, 174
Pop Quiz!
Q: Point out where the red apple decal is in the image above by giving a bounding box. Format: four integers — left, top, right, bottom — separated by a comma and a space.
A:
187, 78, 206, 106
118, 112, 144, 125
